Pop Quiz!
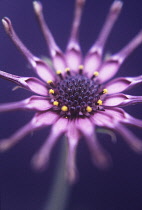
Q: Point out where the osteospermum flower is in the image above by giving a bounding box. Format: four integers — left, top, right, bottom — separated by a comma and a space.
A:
0, 0, 142, 183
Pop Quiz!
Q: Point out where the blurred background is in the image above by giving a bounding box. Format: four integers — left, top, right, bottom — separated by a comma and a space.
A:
0, 0, 142, 209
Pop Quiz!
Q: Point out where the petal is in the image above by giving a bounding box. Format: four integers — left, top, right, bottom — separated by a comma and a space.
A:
65, 0, 85, 71
104, 93, 142, 107
101, 108, 126, 122
105, 75, 142, 94
0, 70, 48, 96
98, 59, 120, 83
77, 118, 111, 169
98, 31, 142, 83
101, 108, 142, 128
66, 122, 80, 183
31, 118, 68, 170
2, 17, 55, 82
65, 47, 82, 72
114, 123, 142, 153
0, 120, 34, 152
93, 110, 142, 153
0, 111, 57, 152
84, 1, 123, 76
0, 96, 52, 112
33, 1, 66, 72
121, 112, 142, 129
92, 111, 114, 128
31, 59, 55, 82
25, 77, 48, 96
106, 108, 142, 129
32, 111, 58, 127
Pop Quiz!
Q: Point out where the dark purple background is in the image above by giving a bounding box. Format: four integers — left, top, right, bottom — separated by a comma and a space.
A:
0, 0, 142, 210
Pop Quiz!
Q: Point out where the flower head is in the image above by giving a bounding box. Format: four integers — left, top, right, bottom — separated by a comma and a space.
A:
0, 0, 142, 183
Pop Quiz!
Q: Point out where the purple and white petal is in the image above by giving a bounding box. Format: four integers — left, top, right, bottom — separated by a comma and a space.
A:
105, 75, 142, 94
77, 118, 111, 169
31, 118, 68, 170
104, 93, 142, 107
0, 95, 52, 112
65, 0, 85, 71
66, 122, 80, 183
0, 70, 48, 96
98, 31, 142, 83
2, 17, 55, 82
33, 1, 66, 72
84, 1, 123, 77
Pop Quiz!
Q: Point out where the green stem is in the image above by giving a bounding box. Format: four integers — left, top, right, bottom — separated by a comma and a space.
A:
43, 138, 70, 210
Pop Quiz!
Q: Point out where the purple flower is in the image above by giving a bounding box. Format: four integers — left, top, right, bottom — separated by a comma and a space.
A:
0, 0, 142, 183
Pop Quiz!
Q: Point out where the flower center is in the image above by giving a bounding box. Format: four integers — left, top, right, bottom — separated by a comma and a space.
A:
48, 69, 107, 119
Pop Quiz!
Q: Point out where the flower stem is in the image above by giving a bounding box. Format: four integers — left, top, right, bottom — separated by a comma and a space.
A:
43, 138, 70, 210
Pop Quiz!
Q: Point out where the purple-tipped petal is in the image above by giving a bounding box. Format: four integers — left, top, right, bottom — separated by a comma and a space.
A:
0, 70, 48, 96
33, 1, 66, 72
98, 31, 142, 83
84, 1, 123, 76
0, 96, 52, 112
2, 17, 54, 82
115, 123, 142, 153
31, 118, 68, 170
104, 93, 142, 107
105, 75, 142, 94
66, 122, 80, 183
66, 0, 85, 70
77, 118, 111, 169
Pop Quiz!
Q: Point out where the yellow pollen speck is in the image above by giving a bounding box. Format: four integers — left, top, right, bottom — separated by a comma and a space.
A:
47, 80, 53, 84
79, 65, 84, 69
56, 70, 62, 75
103, 89, 108, 94
49, 89, 54, 94
94, 71, 99, 77
86, 106, 92, 112
61, 106, 68, 112
97, 99, 103, 105
53, 101, 59, 106
65, 67, 70, 72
